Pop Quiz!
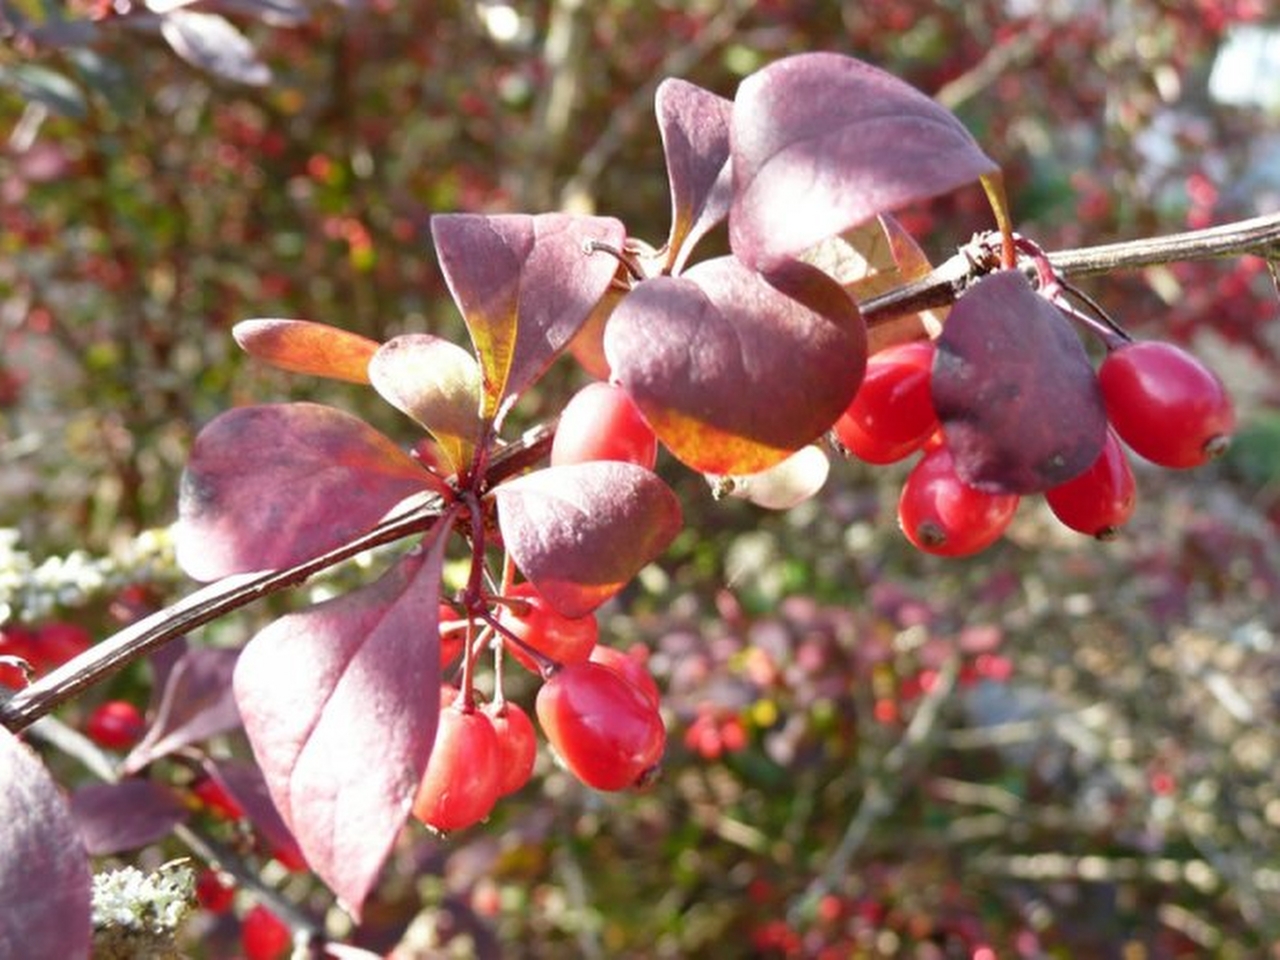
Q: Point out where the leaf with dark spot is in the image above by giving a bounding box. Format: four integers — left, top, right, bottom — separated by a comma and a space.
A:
932, 270, 1106, 494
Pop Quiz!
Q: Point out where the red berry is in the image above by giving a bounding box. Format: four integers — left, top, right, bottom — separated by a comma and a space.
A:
588, 644, 660, 707
194, 868, 235, 914
483, 700, 537, 796
31, 621, 92, 672
412, 704, 503, 832
438, 603, 466, 668
192, 776, 246, 821
898, 445, 1019, 557
496, 583, 598, 674
1045, 428, 1136, 538
1098, 340, 1234, 468
241, 904, 290, 960
0, 626, 36, 689
84, 700, 146, 751
833, 340, 939, 463
536, 661, 665, 791
550, 381, 658, 469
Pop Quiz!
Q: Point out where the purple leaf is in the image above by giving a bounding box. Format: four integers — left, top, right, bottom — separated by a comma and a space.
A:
159, 10, 272, 86
656, 77, 734, 273
431, 213, 625, 423
233, 516, 454, 917
123, 646, 241, 775
493, 462, 683, 618
176, 403, 431, 581
70, 780, 188, 855
932, 270, 1107, 494
604, 256, 865, 475
729, 52, 998, 271
0, 730, 92, 959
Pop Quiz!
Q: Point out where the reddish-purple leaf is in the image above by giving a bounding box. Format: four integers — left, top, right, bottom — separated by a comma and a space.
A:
932, 270, 1107, 494
176, 403, 430, 581
729, 52, 998, 271
233, 319, 380, 384
431, 213, 625, 423
123, 646, 241, 775
368, 334, 483, 474
656, 77, 734, 273
493, 462, 683, 618
233, 516, 454, 917
0, 730, 92, 959
70, 780, 188, 855
604, 256, 865, 475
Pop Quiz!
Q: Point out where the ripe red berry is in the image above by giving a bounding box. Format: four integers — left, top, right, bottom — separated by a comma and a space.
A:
192, 776, 246, 821
833, 340, 938, 464
588, 644, 660, 707
496, 582, 598, 675
536, 661, 666, 791
1045, 428, 1136, 538
483, 700, 538, 796
84, 699, 146, 751
30, 621, 92, 672
0, 625, 36, 689
194, 868, 235, 914
550, 381, 658, 469
241, 904, 290, 960
1098, 340, 1234, 468
412, 703, 503, 832
898, 445, 1019, 557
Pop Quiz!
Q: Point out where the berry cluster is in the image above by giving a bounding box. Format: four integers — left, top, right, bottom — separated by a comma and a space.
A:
410, 382, 666, 834
834, 303, 1235, 556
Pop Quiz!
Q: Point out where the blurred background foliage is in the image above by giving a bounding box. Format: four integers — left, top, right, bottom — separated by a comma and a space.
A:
3, 0, 1280, 956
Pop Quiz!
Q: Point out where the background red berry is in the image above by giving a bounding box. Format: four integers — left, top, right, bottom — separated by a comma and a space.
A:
241, 904, 290, 960
84, 699, 146, 751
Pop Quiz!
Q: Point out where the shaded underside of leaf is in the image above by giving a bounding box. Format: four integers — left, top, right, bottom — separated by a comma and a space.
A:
175, 402, 430, 581
368, 334, 483, 474
932, 270, 1107, 494
0, 730, 92, 959
233, 319, 380, 384
70, 781, 188, 856
233, 517, 453, 917
729, 51, 998, 271
603, 255, 866, 475
493, 462, 683, 618
124, 645, 241, 775
656, 76, 734, 273
431, 212, 626, 422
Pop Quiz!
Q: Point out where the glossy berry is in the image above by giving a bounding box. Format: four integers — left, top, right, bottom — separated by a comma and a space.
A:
84, 699, 146, 751
833, 340, 939, 464
1098, 339, 1234, 468
483, 700, 538, 796
898, 445, 1019, 557
412, 703, 503, 832
588, 644, 660, 707
241, 904, 290, 960
536, 661, 666, 791
550, 381, 658, 470
0, 626, 36, 689
194, 868, 235, 914
496, 582, 598, 674
1045, 428, 1136, 538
